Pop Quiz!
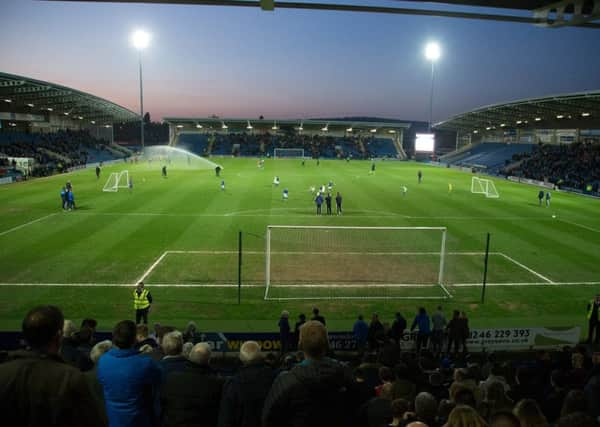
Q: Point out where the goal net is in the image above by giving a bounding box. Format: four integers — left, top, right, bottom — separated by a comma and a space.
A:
471, 176, 499, 198
264, 225, 451, 300
273, 148, 305, 159
102, 170, 129, 192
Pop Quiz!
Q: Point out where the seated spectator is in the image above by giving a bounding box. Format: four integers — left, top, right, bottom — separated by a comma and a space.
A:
482, 380, 514, 418
160, 330, 187, 374
218, 341, 277, 427
513, 399, 548, 427
262, 320, 353, 427
0, 305, 105, 427
97, 319, 162, 427
375, 366, 394, 396
436, 399, 456, 426
413, 391, 438, 427
358, 382, 394, 427
540, 370, 568, 423
450, 367, 482, 404
489, 411, 520, 427
424, 371, 450, 401
182, 342, 193, 359
445, 405, 487, 427
182, 321, 201, 343
480, 363, 510, 398
560, 389, 587, 418
584, 351, 600, 420
568, 352, 587, 389
134, 324, 158, 350
386, 398, 410, 427
161, 342, 224, 427
556, 412, 599, 427
391, 362, 417, 402
352, 366, 375, 407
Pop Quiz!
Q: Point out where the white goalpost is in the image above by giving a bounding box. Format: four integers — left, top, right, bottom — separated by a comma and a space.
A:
273, 148, 305, 159
471, 176, 499, 198
102, 170, 130, 192
264, 225, 451, 300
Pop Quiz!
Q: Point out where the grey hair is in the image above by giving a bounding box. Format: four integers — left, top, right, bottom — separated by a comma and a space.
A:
138, 344, 154, 354
415, 392, 437, 420
161, 331, 183, 356
189, 342, 211, 365
182, 342, 194, 359
90, 340, 112, 364
240, 340, 262, 365
63, 320, 77, 338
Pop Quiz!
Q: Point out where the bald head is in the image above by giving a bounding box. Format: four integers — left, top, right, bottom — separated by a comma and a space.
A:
189, 342, 211, 365
298, 320, 329, 359
240, 340, 262, 365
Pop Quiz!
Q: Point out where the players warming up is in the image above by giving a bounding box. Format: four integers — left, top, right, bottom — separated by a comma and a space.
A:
273, 176, 280, 186
369, 161, 376, 174
283, 188, 289, 200
215, 165, 221, 177
538, 189, 544, 206
448, 183, 453, 193
328, 180, 334, 191
546, 191, 551, 207
95, 165, 101, 179
418, 170, 423, 183
336, 192, 343, 215
221, 180, 225, 191
128, 176, 133, 192
401, 185, 408, 197
162, 165, 167, 178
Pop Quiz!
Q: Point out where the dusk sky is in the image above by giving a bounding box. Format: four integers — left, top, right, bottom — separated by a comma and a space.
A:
3, 0, 600, 123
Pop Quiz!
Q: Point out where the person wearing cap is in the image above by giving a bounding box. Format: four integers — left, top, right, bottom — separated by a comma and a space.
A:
133, 281, 153, 325
586, 294, 600, 344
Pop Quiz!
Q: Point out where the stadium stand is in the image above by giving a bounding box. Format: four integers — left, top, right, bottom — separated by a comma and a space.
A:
2, 304, 600, 427
509, 142, 600, 192
0, 129, 121, 177
443, 142, 535, 173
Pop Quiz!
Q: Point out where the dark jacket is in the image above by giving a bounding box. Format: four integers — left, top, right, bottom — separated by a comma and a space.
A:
97, 347, 162, 427
262, 357, 353, 427
584, 366, 600, 419
0, 350, 105, 427
160, 355, 188, 375
160, 362, 224, 427
218, 363, 277, 427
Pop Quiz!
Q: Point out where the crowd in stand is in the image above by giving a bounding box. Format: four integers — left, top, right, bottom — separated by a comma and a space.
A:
0, 129, 111, 177
1, 304, 600, 427
509, 142, 600, 192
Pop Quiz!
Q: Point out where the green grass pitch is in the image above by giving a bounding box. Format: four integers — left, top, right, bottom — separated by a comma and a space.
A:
0, 157, 599, 334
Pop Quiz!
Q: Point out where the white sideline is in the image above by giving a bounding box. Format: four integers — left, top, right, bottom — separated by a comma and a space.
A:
558, 218, 600, 234
497, 252, 555, 284
135, 251, 170, 284
0, 213, 57, 237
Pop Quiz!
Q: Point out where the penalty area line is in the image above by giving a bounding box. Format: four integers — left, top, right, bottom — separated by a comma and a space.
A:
135, 251, 170, 284
0, 213, 57, 237
498, 252, 555, 284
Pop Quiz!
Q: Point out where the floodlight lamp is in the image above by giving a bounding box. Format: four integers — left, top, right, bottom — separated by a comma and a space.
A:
131, 30, 151, 50
4, 99, 12, 103
424, 42, 441, 61
516, 120, 522, 125
196, 124, 203, 129
582, 112, 590, 117
91, 120, 96, 124
47, 107, 53, 111
247, 125, 253, 130
486, 126, 491, 130
500, 124, 506, 127
222, 124, 228, 129
27, 103, 34, 107
473, 130, 478, 134
104, 124, 112, 128
64, 112, 69, 116
370, 128, 377, 133
298, 126, 303, 131
534, 117, 542, 121
78, 116, 84, 120
556, 114, 564, 119
176, 125, 184, 129
272, 126, 278, 130
346, 127, 353, 132
321, 127, 328, 132
388, 130, 396, 134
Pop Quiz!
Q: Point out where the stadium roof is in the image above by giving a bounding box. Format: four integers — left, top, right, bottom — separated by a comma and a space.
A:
434, 90, 600, 133
163, 117, 410, 133
44, 0, 600, 28
0, 72, 139, 124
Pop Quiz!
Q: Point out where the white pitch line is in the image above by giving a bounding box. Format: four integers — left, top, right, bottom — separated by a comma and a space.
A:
498, 252, 555, 284
135, 251, 170, 284
453, 281, 600, 287
558, 218, 600, 234
0, 213, 57, 237
166, 250, 493, 256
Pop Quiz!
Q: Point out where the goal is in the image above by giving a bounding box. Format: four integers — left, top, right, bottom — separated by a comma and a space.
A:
102, 170, 130, 192
273, 148, 305, 159
471, 176, 499, 198
264, 225, 451, 300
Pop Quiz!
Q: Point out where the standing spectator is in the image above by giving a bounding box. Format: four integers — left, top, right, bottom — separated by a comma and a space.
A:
411, 307, 431, 353
446, 405, 487, 427
0, 305, 105, 427
413, 392, 438, 427
315, 193, 323, 215
446, 310, 463, 355
262, 320, 353, 427
513, 399, 548, 427
325, 192, 332, 215
586, 294, 600, 344
390, 312, 407, 344
312, 307, 326, 325
386, 399, 410, 427
97, 319, 162, 427
279, 310, 291, 355
368, 313, 385, 351
584, 351, 600, 420
160, 331, 187, 374
353, 314, 369, 354
134, 324, 158, 350
218, 341, 277, 427
161, 343, 224, 427
358, 382, 394, 427
293, 313, 306, 350
85, 340, 112, 425
459, 311, 470, 353
431, 306, 447, 355
133, 281, 152, 325
182, 321, 201, 343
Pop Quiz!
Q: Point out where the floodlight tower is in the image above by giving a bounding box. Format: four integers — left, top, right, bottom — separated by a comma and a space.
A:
424, 42, 441, 133
131, 30, 151, 149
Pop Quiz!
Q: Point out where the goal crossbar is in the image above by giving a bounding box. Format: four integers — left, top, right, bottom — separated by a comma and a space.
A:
273, 148, 305, 158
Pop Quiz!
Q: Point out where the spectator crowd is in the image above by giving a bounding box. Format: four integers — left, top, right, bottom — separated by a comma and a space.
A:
1, 304, 599, 427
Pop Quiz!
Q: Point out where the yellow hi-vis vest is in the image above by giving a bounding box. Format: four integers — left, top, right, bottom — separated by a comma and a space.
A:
133, 289, 150, 310
587, 300, 598, 320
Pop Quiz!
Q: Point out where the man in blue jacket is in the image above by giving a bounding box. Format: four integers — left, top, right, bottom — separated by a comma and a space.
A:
97, 320, 162, 427
411, 307, 431, 354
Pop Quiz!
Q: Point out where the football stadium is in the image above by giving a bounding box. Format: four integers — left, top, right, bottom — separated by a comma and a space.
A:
1, 1, 600, 426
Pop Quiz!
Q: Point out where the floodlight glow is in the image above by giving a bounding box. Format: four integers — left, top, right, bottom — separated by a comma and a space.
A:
64, 112, 69, 116
370, 128, 377, 133
27, 103, 34, 107
486, 126, 491, 130
176, 125, 184, 129
516, 120, 522, 124
415, 133, 435, 152
91, 120, 96, 124
424, 42, 441, 61
247, 125, 253, 130
298, 126, 303, 131
104, 124, 112, 128
222, 124, 228, 129
346, 127, 353, 132
321, 126, 328, 132
500, 124, 506, 127
47, 107, 53, 111
388, 130, 396, 134
131, 30, 151, 50
473, 130, 478, 134
556, 114, 564, 119
535, 117, 542, 121
4, 99, 12, 103
196, 124, 203, 129
9, 122, 16, 127
582, 112, 590, 117
78, 116, 83, 120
